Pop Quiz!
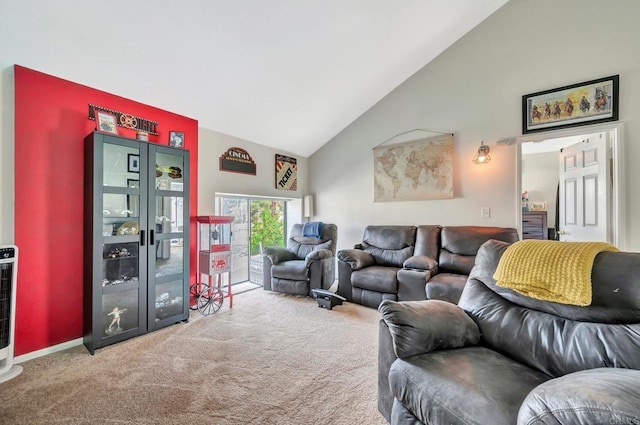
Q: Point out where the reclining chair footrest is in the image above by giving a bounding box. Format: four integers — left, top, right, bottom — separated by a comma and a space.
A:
312, 289, 346, 310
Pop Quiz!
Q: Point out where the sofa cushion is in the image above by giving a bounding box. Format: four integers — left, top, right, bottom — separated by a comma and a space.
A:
439, 226, 519, 274
337, 249, 375, 270
425, 273, 468, 304
287, 223, 338, 255
352, 266, 399, 293
291, 235, 329, 245
413, 225, 441, 258
389, 347, 550, 425
361, 225, 416, 267
517, 368, 640, 425
353, 287, 396, 309
469, 241, 640, 323
271, 278, 308, 295
391, 399, 424, 425
363, 245, 414, 267
289, 239, 332, 259
460, 240, 640, 377
379, 300, 479, 359
362, 225, 416, 250
271, 259, 308, 280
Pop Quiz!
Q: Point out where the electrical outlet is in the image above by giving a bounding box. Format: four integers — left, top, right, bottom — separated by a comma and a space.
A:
481, 207, 491, 219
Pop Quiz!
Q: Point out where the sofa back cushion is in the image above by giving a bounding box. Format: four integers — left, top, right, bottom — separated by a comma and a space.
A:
287, 223, 337, 258
361, 225, 416, 267
414, 225, 442, 259
459, 240, 640, 377
439, 226, 519, 274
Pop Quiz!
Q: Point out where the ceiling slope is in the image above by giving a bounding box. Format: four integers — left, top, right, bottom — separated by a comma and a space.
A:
0, 0, 509, 157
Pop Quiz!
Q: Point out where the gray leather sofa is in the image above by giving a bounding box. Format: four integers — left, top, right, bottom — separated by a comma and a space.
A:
378, 239, 640, 424
262, 223, 337, 296
337, 225, 518, 308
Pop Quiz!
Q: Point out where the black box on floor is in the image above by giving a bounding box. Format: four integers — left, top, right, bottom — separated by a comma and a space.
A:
311, 289, 346, 310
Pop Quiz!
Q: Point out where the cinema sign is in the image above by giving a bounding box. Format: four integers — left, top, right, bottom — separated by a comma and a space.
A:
219, 147, 257, 175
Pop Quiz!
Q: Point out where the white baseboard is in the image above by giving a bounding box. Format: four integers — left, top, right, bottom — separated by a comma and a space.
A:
15, 338, 84, 364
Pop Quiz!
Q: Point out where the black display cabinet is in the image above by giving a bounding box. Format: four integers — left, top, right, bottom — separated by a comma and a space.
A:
84, 132, 190, 354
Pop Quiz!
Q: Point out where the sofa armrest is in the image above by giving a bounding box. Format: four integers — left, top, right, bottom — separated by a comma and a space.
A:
378, 299, 480, 359
263, 246, 298, 265
403, 255, 438, 272
305, 248, 333, 266
518, 368, 640, 425
378, 319, 396, 423
337, 248, 375, 270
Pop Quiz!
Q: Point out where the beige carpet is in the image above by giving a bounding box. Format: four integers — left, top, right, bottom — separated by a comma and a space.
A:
0, 289, 386, 425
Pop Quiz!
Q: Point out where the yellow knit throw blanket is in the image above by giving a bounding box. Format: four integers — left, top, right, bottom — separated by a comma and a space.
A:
493, 240, 619, 306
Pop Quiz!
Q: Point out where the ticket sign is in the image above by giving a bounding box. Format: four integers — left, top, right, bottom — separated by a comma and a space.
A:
275, 154, 297, 191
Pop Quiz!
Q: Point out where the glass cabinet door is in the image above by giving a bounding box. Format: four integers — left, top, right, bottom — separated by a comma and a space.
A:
95, 136, 148, 348
148, 147, 189, 329
102, 142, 144, 240
103, 142, 142, 189
102, 289, 139, 337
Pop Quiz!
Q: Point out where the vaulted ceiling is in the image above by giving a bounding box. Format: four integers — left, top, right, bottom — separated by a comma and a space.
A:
0, 0, 509, 157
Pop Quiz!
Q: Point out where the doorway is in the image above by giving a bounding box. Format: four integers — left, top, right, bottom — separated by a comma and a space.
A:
517, 122, 625, 248
216, 196, 287, 288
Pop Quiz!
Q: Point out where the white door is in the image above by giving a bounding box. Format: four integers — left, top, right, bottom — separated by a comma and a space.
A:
558, 134, 610, 242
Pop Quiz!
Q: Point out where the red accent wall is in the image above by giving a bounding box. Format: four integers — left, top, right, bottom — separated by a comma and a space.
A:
14, 65, 199, 356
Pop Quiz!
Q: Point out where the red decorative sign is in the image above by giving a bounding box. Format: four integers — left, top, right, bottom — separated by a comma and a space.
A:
88, 104, 159, 135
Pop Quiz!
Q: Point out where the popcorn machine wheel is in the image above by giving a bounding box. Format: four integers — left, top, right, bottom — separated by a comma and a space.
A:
190, 216, 234, 316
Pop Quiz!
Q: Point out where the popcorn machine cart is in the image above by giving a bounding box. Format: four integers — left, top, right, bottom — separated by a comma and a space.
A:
191, 216, 234, 315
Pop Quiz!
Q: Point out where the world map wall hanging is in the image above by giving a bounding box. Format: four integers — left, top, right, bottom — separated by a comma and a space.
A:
373, 134, 453, 202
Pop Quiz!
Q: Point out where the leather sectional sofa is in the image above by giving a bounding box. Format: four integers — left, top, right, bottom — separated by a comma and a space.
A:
377, 239, 640, 424
336, 225, 518, 308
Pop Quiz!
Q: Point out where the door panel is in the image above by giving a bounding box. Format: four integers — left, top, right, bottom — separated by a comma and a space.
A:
221, 198, 250, 284
584, 174, 598, 225
218, 197, 286, 286
147, 146, 190, 329
558, 135, 609, 242
564, 178, 577, 225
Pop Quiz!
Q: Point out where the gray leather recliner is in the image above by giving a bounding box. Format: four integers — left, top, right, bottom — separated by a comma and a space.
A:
378, 239, 640, 424
262, 223, 337, 296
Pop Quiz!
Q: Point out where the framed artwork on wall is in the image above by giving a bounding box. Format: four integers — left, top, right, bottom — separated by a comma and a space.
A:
219, 147, 256, 175
169, 131, 185, 148
373, 134, 453, 201
275, 154, 297, 190
95, 110, 119, 135
127, 154, 140, 173
522, 75, 619, 134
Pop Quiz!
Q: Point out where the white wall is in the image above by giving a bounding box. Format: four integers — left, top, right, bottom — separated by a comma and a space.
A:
309, 0, 640, 252
522, 151, 558, 227
0, 67, 15, 245
197, 127, 309, 218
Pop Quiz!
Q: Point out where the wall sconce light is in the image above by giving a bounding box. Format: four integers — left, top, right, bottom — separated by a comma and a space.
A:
472, 141, 491, 165
303, 194, 314, 220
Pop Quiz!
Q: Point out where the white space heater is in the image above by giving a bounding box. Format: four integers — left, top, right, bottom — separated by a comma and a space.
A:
0, 245, 22, 383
